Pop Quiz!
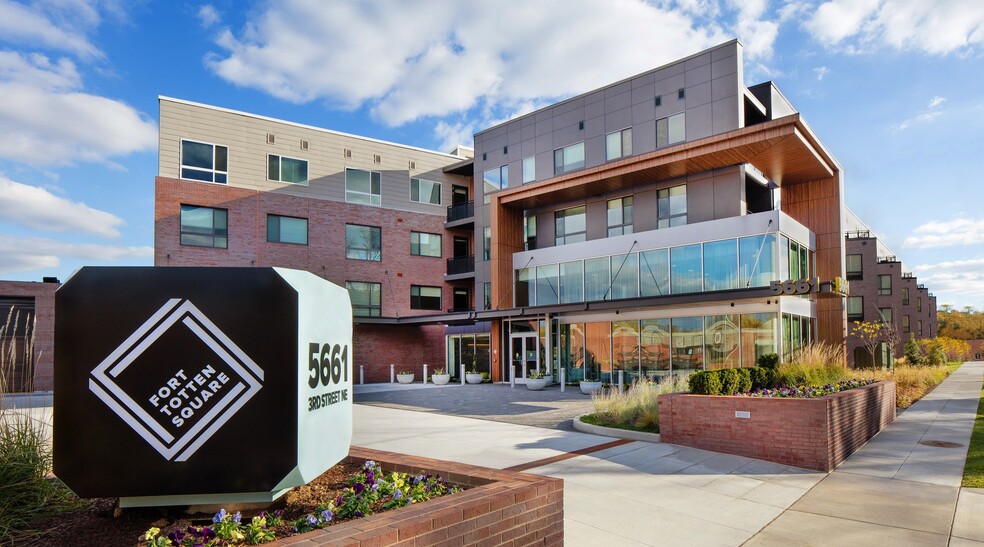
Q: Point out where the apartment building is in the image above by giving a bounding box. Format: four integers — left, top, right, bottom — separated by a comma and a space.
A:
0, 279, 58, 391
155, 40, 848, 384
844, 209, 937, 366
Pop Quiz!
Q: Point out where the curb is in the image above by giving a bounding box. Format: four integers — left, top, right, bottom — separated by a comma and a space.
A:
572, 414, 661, 443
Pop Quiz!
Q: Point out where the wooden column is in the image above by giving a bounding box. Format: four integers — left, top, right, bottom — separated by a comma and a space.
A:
782, 173, 847, 365
489, 196, 524, 383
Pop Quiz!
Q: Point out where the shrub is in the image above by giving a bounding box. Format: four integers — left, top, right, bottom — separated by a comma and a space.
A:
904, 336, 923, 366
718, 369, 741, 395
689, 371, 722, 395
756, 353, 779, 369
736, 368, 753, 393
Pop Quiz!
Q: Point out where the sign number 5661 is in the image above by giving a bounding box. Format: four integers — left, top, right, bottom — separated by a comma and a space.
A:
308, 343, 348, 388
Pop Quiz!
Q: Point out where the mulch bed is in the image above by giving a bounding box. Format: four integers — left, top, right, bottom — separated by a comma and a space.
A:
23, 460, 393, 546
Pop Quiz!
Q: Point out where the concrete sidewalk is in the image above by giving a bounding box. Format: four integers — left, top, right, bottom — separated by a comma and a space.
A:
746, 361, 984, 546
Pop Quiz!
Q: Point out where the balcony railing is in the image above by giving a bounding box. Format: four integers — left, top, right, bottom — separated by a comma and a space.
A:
845, 230, 871, 239
447, 201, 474, 223
447, 255, 475, 275
877, 256, 898, 263
447, 305, 475, 313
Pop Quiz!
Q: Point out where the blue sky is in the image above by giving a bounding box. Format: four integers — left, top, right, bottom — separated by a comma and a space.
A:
1, 0, 983, 309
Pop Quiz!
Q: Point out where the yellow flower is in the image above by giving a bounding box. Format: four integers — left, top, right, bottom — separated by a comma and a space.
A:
144, 527, 161, 540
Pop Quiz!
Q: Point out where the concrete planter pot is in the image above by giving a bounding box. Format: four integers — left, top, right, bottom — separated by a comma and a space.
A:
396, 373, 415, 384
526, 378, 548, 391
579, 381, 602, 394
466, 373, 484, 384
431, 373, 451, 385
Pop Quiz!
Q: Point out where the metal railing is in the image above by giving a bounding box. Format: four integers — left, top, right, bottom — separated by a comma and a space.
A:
845, 230, 871, 239
447, 201, 474, 222
447, 255, 475, 275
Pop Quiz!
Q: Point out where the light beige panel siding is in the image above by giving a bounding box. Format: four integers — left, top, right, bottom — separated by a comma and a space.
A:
159, 98, 470, 217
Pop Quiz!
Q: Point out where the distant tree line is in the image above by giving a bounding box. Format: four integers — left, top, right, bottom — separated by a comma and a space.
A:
937, 305, 984, 340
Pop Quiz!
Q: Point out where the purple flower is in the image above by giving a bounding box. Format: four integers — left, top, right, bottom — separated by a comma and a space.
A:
202, 527, 216, 540
393, 490, 403, 500
306, 514, 318, 527
354, 511, 364, 517
188, 526, 202, 538
213, 508, 227, 523
233, 511, 242, 524
168, 529, 186, 542
364, 460, 377, 469
353, 482, 365, 495
321, 509, 333, 521
335, 496, 343, 506
366, 471, 375, 483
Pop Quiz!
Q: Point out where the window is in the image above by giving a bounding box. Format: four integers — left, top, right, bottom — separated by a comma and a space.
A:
555, 206, 586, 245
703, 239, 738, 291
657, 184, 687, 228
553, 142, 585, 175
903, 315, 910, 333
607, 197, 633, 236
670, 244, 702, 294
345, 224, 381, 261
678, 88, 685, 100
483, 165, 507, 193
522, 156, 535, 184
606, 128, 632, 161
267, 154, 308, 184
878, 274, 892, 296
483, 282, 491, 310
918, 320, 923, 335
879, 307, 893, 325
654, 95, 661, 107
410, 285, 442, 310
180, 205, 227, 248
902, 287, 910, 305
266, 215, 307, 245
656, 112, 685, 147
181, 140, 227, 183
917, 297, 922, 312
346, 281, 381, 317
848, 296, 864, 321
846, 254, 863, 280
410, 232, 441, 257
345, 168, 381, 206
410, 178, 441, 205
524, 215, 537, 250
483, 227, 491, 260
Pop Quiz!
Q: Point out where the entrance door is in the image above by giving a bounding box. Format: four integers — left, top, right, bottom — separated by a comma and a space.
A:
451, 185, 469, 206
509, 334, 539, 384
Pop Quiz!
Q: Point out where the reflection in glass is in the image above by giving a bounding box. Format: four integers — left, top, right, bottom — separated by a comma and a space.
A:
535, 264, 559, 306
610, 253, 639, 299
584, 257, 610, 301
740, 313, 777, 365
585, 322, 612, 382
612, 320, 640, 383
705, 314, 740, 369
640, 249, 669, 297
670, 244, 702, 294
640, 319, 671, 378
560, 260, 584, 304
515, 268, 532, 307
703, 240, 738, 291
671, 316, 703, 373
739, 234, 776, 288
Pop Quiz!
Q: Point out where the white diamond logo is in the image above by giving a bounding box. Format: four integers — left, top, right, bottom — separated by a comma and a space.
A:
89, 298, 263, 461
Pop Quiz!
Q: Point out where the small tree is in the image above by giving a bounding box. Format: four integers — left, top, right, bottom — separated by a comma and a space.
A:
851, 320, 885, 368
903, 334, 922, 365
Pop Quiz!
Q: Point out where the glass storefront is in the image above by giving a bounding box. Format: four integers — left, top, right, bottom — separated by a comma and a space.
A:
446, 334, 491, 377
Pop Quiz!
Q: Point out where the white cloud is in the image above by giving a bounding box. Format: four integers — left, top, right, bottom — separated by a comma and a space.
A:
893, 94, 946, 132
0, 0, 103, 58
814, 66, 830, 80
205, 0, 740, 127
914, 258, 984, 304
0, 234, 152, 274
0, 175, 125, 237
903, 217, 984, 249
805, 0, 984, 55
198, 4, 220, 28
0, 51, 157, 166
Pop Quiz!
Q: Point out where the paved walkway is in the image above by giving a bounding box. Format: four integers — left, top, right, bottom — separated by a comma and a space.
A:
353, 362, 984, 546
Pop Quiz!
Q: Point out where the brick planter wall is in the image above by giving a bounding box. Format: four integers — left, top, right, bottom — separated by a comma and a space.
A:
276, 446, 563, 546
658, 381, 896, 471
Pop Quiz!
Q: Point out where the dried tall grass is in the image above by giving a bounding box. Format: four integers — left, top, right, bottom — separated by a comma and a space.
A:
777, 342, 849, 387
590, 375, 690, 431
855, 365, 951, 409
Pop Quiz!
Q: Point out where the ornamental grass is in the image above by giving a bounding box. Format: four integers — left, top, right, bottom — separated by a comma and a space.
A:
589, 375, 690, 432
855, 364, 951, 409
776, 342, 850, 387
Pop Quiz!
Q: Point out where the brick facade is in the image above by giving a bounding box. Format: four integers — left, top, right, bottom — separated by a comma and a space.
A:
276, 446, 564, 546
0, 280, 58, 391
658, 381, 896, 471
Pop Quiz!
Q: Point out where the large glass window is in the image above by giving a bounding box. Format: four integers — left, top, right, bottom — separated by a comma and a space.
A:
606, 128, 632, 161
560, 260, 584, 304
410, 232, 442, 257
848, 296, 864, 321
555, 206, 586, 246
554, 142, 585, 175
266, 214, 307, 245
879, 307, 893, 325
612, 320, 640, 382
522, 156, 535, 184
639, 248, 669, 297
483, 226, 492, 260
535, 264, 559, 306
180, 139, 227, 183
483, 282, 491, 310
345, 224, 381, 261
671, 316, 703, 374
741, 313, 776, 364
739, 234, 776, 288
705, 314, 740, 370
410, 285, 442, 311
657, 184, 687, 228
846, 254, 863, 280
585, 322, 612, 382
878, 275, 892, 296
410, 178, 441, 205
703, 239, 738, 292
670, 244, 702, 294
656, 112, 686, 147
584, 257, 610, 301
483, 165, 508, 196
778, 235, 790, 279
345, 281, 381, 317
789, 240, 801, 279
610, 253, 639, 300
180, 205, 228, 248
640, 319, 671, 378
524, 215, 536, 250
902, 287, 910, 305
345, 168, 382, 206
607, 197, 634, 236
267, 154, 308, 184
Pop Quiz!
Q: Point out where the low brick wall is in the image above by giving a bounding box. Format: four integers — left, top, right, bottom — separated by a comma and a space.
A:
658, 381, 896, 471
277, 446, 564, 546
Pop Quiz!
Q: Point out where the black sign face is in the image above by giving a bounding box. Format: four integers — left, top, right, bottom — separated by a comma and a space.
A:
54, 267, 299, 498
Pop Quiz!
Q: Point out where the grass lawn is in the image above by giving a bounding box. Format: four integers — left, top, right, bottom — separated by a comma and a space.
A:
963, 382, 984, 488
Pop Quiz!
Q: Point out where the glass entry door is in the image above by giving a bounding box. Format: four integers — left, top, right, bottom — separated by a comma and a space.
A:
509, 334, 539, 384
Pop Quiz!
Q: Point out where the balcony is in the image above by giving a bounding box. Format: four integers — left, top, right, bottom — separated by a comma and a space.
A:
845, 230, 871, 239
446, 255, 475, 279
446, 201, 475, 228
